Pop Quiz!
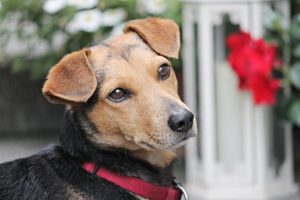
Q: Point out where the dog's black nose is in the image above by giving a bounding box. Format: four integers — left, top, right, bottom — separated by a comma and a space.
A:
168, 109, 194, 132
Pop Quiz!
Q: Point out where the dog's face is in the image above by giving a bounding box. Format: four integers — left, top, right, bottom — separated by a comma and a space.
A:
42, 18, 197, 152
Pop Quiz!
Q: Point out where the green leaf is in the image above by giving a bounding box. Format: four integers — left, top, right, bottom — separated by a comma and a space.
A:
274, 90, 290, 121
289, 63, 300, 89
288, 100, 300, 126
290, 22, 300, 39
293, 14, 300, 24
294, 45, 300, 58
264, 10, 282, 32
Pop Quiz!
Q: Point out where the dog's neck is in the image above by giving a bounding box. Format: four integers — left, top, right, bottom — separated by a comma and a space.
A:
59, 110, 175, 186
131, 149, 176, 168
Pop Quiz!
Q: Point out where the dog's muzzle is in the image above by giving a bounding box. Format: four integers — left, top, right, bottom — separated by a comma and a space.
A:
168, 109, 194, 133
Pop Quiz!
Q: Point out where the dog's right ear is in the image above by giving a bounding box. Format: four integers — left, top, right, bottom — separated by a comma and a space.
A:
124, 18, 180, 58
42, 49, 97, 105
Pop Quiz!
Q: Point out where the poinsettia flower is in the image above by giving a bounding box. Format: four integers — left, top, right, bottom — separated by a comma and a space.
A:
250, 39, 277, 76
226, 31, 251, 50
66, 9, 102, 33
226, 30, 281, 105
248, 74, 280, 105
43, 0, 67, 14
227, 32, 278, 77
67, 0, 98, 9
102, 9, 127, 27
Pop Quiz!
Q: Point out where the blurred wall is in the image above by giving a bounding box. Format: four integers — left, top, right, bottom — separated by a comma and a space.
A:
0, 68, 63, 137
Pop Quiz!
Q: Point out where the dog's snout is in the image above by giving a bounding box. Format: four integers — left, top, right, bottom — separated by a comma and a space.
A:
168, 109, 194, 132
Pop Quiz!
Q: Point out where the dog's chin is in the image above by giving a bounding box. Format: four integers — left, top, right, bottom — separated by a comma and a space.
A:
166, 131, 196, 150
138, 130, 196, 151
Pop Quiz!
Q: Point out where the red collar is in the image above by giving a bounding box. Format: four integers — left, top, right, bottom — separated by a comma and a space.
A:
82, 162, 182, 200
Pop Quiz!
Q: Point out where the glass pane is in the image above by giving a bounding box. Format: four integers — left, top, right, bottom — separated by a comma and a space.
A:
213, 15, 244, 175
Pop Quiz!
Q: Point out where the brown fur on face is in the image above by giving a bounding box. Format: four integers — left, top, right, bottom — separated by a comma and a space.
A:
43, 18, 196, 168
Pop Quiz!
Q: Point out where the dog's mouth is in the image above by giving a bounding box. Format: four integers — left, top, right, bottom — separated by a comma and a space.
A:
168, 130, 196, 149
138, 130, 196, 151
139, 141, 157, 150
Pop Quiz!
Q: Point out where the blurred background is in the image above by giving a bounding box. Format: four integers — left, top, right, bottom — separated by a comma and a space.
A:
1, 0, 300, 199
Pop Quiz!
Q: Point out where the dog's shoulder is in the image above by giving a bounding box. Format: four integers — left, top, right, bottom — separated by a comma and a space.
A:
0, 144, 138, 200
0, 145, 69, 200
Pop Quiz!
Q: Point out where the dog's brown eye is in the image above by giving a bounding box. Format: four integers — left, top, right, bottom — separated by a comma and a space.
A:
108, 88, 130, 103
158, 64, 170, 80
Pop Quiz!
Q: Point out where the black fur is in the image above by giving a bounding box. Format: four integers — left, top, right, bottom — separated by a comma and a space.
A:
0, 111, 175, 200
84, 87, 100, 110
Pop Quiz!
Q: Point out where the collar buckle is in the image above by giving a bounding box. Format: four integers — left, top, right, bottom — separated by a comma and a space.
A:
173, 178, 189, 200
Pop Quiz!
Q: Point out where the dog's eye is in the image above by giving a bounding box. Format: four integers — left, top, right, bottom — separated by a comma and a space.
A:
108, 88, 129, 102
158, 64, 170, 80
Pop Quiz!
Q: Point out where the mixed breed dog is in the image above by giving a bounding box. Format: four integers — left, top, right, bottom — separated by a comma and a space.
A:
0, 18, 197, 200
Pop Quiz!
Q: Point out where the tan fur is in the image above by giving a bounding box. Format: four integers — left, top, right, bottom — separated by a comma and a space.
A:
43, 18, 196, 168
66, 184, 87, 200
124, 18, 180, 58
132, 150, 176, 168
86, 32, 194, 167
43, 49, 97, 104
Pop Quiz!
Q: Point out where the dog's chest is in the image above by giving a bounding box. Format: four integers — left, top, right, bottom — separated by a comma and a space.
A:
67, 185, 89, 200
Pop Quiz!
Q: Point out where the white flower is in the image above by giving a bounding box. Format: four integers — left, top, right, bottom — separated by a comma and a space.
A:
43, 0, 67, 14
66, 9, 102, 33
0, 12, 23, 33
110, 23, 125, 37
137, 0, 167, 15
66, 20, 80, 34
3, 34, 49, 58
52, 31, 68, 50
29, 39, 50, 58
67, 0, 98, 9
102, 9, 126, 27
4, 34, 28, 57
21, 21, 38, 37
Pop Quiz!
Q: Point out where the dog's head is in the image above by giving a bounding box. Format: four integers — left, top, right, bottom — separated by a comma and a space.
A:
42, 18, 197, 156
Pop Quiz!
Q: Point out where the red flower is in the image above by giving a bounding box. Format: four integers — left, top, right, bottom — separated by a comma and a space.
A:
226, 31, 281, 105
227, 31, 251, 50
248, 74, 280, 105
250, 39, 277, 77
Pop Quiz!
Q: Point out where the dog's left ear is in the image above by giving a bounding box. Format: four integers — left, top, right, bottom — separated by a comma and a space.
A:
124, 18, 180, 58
42, 49, 97, 105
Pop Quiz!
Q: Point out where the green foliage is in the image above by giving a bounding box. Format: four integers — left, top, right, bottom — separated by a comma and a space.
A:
266, 0, 300, 126
288, 99, 300, 125
0, 0, 182, 79
289, 63, 300, 90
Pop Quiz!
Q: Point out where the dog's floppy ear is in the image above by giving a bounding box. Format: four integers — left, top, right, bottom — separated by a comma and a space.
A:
124, 18, 180, 58
42, 49, 97, 104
